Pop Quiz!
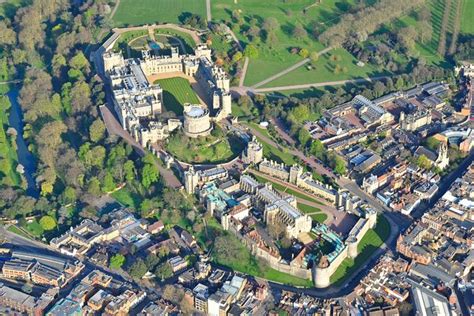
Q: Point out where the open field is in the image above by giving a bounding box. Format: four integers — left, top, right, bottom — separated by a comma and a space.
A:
212, 0, 363, 86
154, 77, 201, 115
330, 215, 391, 284
261, 48, 386, 88
113, 0, 207, 26
461, 0, 474, 34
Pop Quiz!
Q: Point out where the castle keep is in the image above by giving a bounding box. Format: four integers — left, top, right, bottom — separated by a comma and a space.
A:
103, 44, 232, 147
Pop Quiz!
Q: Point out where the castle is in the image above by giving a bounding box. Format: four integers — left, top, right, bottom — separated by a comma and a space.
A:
102, 44, 232, 147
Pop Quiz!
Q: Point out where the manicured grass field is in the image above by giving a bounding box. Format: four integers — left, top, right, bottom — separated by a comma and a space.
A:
212, 0, 362, 86
113, 0, 207, 26
154, 77, 201, 115
461, 0, 474, 34
261, 48, 387, 88
166, 129, 245, 164
330, 215, 391, 284
297, 203, 327, 223
0, 95, 21, 187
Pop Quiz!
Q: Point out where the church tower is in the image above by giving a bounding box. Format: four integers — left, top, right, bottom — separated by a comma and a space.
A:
435, 142, 449, 170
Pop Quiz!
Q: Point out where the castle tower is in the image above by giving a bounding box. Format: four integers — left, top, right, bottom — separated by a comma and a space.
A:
289, 165, 303, 184
346, 237, 358, 258
184, 166, 199, 194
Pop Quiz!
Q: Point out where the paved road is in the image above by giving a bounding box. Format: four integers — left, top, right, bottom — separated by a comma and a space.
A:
0, 80, 22, 85
239, 57, 249, 87
112, 24, 202, 45
254, 75, 397, 93
109, 0, 120, 20
227, 28, 243, 51
206, 0, 212, 22
99, 105, 182, 188
251, 47, 333, 89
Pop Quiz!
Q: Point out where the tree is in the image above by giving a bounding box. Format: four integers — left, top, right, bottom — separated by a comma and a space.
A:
262, 17, 279, 33
299, 48, 309, 58
141, 163, 159, 189
0, 20, 16, 46
373, 81, 386, 98
266, 31, 278, 48
244, 44, 259, 59
69, 51, 89, 70
102, 172, 115, 193
61, 187, 76, 205
425, 137, 441, 151
109, 253, 126, 269
124, 160, 135, 182
310, 51, 319, 63
89, 118, 106, 142
162, 285, 185, 304
232, 51, 243, 63
87, 177, 101, 196
416, 154, 432, 170
310, 139, 325, 160
395, 77, 405, 90
154, 262, 173, 279
39, 215, 57, 231
70, 81, 91, 113
297, 128, 311, 147
293, 24, 307, 40
418, 20, 433, 44
128, 258, 148, 279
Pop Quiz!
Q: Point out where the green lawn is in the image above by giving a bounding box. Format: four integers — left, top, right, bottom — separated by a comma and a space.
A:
297, 203, 322, 214
461, 0, 474, 34
297, 203, 327, 223
311, 213, 328, 223
111, 186, 141, 209
212, 0, 385, 86
113, 0, 207, 26
0, 95, 21, 187
330, 215, 391, 284
7, 225, 33, 240
261, 48, 388, 88
155, 28, 197, 53
154, 77, 201, 115
166, 129, 245, 164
